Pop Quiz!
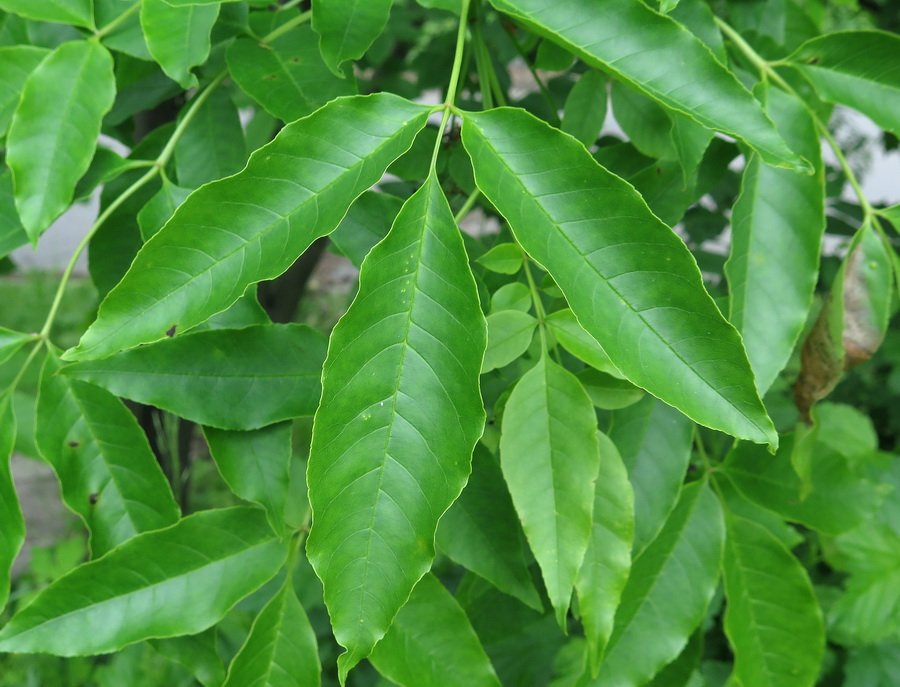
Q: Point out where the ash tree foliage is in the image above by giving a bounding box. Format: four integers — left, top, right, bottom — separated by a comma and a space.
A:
1, 0, 900, 684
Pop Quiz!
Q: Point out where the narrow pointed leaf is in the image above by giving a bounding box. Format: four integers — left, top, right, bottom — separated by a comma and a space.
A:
500, 354, 600, 627
141, 0, 219, 89
726, 85, 824, 395
0, 507, 286, 656
487, 0, 808, 171
788, 31, 900, 135
227, 24, 356, 123
722, 514, 825, 687
306, 174, 486, 678
174, 87, 246, 188
36, 353, 180, 557
0, 46, 49, 136
204, 422, 292, 534
545, 309, 621, 378
369, 574, 502, 687
223, 578, 320, 687
589, 481, 724, 686
63, 324, 326, 431
65, 94, 430, 361
463, 108, 777, 447
0, 0, 92, 28
7, 40, 115, 241
312, 0, 392, 76
437, 446, 542, 611
575, 432, 634, 675
0, 394, 25, 612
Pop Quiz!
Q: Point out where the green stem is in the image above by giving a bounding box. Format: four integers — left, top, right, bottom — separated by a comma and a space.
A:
263, 10, 312, 43
501, 22, 558, 124
3, 339, 45, 397
430, 0, 472, 171
453, 189, 481, 224
156, 70, 228, 169
278, 0, 304, 11
522, 252, 553, 358
94, 0, 140, 39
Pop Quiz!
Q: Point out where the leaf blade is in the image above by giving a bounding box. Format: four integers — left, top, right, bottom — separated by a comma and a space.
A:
140, 0, 219, 89
0, 395, 25, 612
312, 0, 392, 76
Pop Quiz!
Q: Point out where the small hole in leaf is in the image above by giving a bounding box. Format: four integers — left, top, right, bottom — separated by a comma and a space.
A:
166, 325, 177, 337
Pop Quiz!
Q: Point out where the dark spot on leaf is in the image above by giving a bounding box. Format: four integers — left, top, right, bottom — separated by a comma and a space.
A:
264, 74, 278, 81
290, 57, 300, 64
68, 441, 79, 448
166, 325, 177, 338
808, 57, 820, 65
89, 493, 99, 505
656, 167, 662, 176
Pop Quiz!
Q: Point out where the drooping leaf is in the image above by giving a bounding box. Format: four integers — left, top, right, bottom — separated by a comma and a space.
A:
0, 45, 48, 136
575, 432, 634, 675
577, 369, 644, 410
726, 84, 824, 395
437, 445, 542, 611
788, 31, 900, 135
35, 352, 180, 557
94, 0, 150, 60
203, 422, 292, 534
722, 514, 825, 687
0, 507, 287, 656
223, 577, 320, 687
174, 86, 247, 188
6, 39, 115, 241
141, 0, 219, 89
560, 69, 607, 147
65, 93, 430, 361
329, 191, 403, 268
63, 324, 326, 431
545, 309, 621, 378
0, 0, 92, 29
227, 24, 356, 123
306, 174, 486, 679
137, 178, 193, 242
151, 629, 226, 687
0, 394, 25, 612
462, 108, 778, 447
487, 0, 808, 171
369, 574, 502, 687
312, 0, 393, 76
500, 354, 600, 627
587, 481, 724, 686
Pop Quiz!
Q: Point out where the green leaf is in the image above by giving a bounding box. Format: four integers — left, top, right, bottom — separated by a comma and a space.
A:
369, 574, 502, 687
490, 283, 532, 314
545, 309, 621, 378
588, 481, 724, 686
477, 242, 524, 274
203, 422, 292, 534
73, 147, 135, 203
844, 644, 900, 686
575, 432, 634, 676
0, 0, 92, 29
137, 178, 193, 242
6, 39, 115, 241
788, 31, 900, 134
482, 309, 537, 373
227, 24, 356, 123
0, 45, 48, 136
35, 353, 180, 557
141, 0, 219, 89
436, 446, 543, 611
63, 324, 326, 431
0, 394, 25, 612
312, 0, 392, 76
0, 326, 34, 365
329, 191, 403, 268
487, 0, 808, 171
462, 108, 778, 447
306, 174, 486, 679
561, 69, 607, 147
722, 514, 825, 687
610, 81, 677, 161
726, 85, 824, 395
66, 93, 430, 361
151, 629, 226, 687
0, 168, 28, 258
500, 354, 600, 627
577, 369, 644, 410
0, 507, 286, 656
223, 578, 320, 687
174, 87, 246, 188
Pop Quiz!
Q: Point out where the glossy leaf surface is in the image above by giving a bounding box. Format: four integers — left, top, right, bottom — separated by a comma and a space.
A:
36, 353, 180, 557
223, 578, 320, 687
306, 174, 486, 678
462, 108, 777, 447
66, 94, 430, 361
369, 574, 502, 687
141, 0, 219, 89
63, 324, 326, 431
0, 45, 48, 136
544, 309, 620, 378
487, 0, 807, 171
500, 354, 600, 626
6, 39, 115, 240
204, 422, 292, 534
0, 395, 24, 612
0, 507, 286, 656
312, 0, 392, 76
722, 514, 824, 687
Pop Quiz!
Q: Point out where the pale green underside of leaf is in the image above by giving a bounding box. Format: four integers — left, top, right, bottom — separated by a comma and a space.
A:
0, 46, 49, 137
0, 395, 24, 612
306, 174, 486, 679
141, 0, 219, 89
789, 31, 900, 135
723, 514, 825, 687
312, 0, 392, 76
369, 574, 502, 687
588, 481, 724, 686
223, 579, 321, 687
63, 324, 327, 430
7, 39, 115, 241
36, 353, 180, 557
65, 94, 431, 361
726, 86, 824, 395
462, 108, 777, 447
487, 0, 808, 172
0, 0, 93, 28
0, 507, 286, 656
